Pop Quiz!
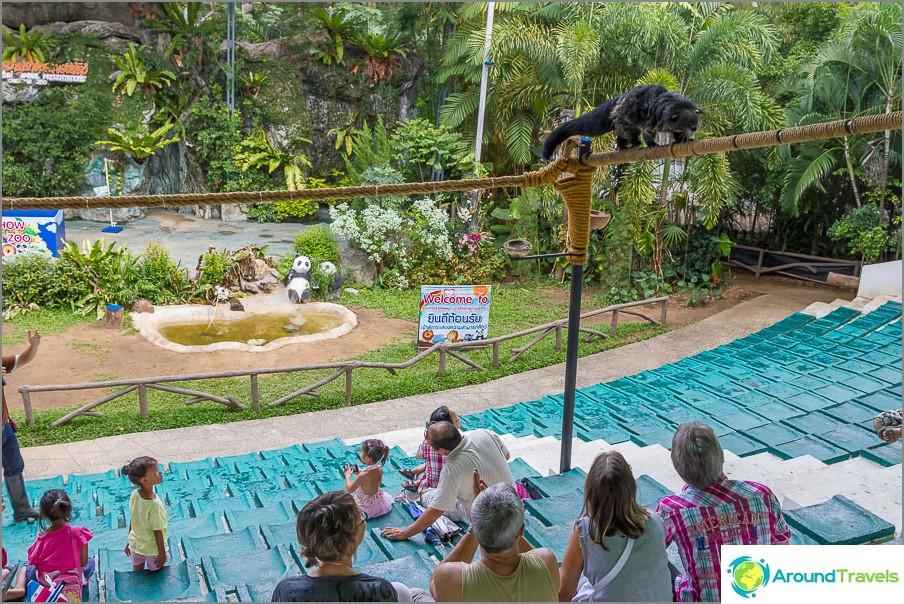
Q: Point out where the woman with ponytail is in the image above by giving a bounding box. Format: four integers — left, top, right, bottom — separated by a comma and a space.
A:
344, 438, 392, 519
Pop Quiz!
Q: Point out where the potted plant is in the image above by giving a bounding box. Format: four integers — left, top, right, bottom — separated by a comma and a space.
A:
96, 122, 180, 165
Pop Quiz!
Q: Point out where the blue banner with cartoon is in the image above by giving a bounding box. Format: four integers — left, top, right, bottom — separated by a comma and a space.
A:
2, 210, 65, 258
417, 285, 491, 349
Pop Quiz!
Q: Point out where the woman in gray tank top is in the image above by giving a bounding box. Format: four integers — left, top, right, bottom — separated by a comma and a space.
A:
557, 452, 673, 602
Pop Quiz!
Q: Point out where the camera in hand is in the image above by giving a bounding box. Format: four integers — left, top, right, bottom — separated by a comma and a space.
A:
344, 464, 360, 473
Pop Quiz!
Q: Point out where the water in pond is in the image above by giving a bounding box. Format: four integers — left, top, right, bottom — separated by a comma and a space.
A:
158, 312, 343, 346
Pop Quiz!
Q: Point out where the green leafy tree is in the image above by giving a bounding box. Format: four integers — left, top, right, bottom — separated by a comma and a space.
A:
111, 43, 176, 99
828, 204, 894, 263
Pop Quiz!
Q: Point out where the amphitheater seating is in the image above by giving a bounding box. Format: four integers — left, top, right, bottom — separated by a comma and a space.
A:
2, 302, 899, 601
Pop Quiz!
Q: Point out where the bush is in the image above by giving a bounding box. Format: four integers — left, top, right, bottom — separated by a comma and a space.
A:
134, 243, 193, 304
293, 225, 340, 263
828, 203, 894, 263
55, 240, 141, 318
1, 255, 58, 310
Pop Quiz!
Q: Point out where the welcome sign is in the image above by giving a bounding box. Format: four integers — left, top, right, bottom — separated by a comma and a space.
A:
2, 60, 89, 85
417, 285, 491, 349
722, 545, 904, 601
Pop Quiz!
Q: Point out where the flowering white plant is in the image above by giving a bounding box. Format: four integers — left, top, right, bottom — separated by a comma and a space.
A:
329, 198, 455, 288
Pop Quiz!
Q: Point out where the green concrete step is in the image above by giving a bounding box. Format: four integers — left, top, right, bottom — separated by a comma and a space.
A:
202, 546, 298, 590
105, 560, 203, 602
784, 495, 896, 545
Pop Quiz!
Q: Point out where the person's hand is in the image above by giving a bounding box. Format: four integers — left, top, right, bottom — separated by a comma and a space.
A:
380, 526, 410, 541
155, 552, 166, 569
344, 465, 353, 478
880, 427, 901, 444
472, 468, 488, 498
124, 543, 131, 556
26, 330, 40, 348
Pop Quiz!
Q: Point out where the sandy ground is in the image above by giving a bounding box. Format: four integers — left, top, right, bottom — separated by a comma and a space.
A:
1, 274, 851, 411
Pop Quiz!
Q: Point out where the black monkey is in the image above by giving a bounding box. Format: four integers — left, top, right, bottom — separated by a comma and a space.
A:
541, 85, 702, 160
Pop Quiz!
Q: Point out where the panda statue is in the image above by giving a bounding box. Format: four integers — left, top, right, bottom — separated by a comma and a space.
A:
319, 261, 344, 301
286, 255, 312, 303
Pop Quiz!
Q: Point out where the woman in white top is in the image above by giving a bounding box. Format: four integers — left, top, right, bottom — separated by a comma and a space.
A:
557, 452, 673, 602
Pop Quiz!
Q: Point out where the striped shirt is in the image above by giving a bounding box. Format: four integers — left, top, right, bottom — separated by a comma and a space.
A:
655, 475, 792, 602
416, 440, 446, 493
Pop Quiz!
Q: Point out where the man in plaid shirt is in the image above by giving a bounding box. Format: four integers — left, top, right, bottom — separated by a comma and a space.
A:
656, 422, 791, 602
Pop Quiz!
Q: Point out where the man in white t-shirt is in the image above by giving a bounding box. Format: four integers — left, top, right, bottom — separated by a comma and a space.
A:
381, 422, 514, 541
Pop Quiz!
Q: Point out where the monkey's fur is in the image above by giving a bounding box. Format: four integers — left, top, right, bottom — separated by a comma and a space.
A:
541, 85, 702, 160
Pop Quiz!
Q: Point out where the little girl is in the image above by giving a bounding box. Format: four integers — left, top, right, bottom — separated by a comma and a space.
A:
344, 439, 392, 519
26, 489, 95, 602
122, 456, 169, 572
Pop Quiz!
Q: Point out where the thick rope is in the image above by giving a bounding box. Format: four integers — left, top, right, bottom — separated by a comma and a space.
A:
2, 112, 900, 211
554, 163, 596, 265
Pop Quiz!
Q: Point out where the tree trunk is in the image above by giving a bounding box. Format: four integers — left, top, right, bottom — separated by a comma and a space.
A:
842, 136, 862, 208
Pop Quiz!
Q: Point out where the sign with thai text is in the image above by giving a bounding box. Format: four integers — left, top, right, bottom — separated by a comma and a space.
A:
1, 60, 89, 85
417, 285, 491, 349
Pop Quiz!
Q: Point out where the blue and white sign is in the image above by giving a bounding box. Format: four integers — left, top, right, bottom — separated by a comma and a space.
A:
2, 210, 65, 258
417, 285, 491, 349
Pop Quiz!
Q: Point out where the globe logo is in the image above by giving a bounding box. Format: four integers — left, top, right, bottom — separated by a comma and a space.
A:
726, 556, 770, 598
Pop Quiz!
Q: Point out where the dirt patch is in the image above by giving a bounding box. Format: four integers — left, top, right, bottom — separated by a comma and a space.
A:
4, 274, 851, 412
8, 307, 416, 410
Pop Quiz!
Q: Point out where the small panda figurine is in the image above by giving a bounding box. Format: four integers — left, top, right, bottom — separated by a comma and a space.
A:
319, 261, 344, 301
286, 255, 312, 284
287, 277, 312, 303
286, 255, 313, 304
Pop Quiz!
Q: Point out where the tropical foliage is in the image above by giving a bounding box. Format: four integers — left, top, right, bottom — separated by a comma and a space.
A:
96, 122, 180, 164
111, 43, 177, 98
2, 24, 54, 62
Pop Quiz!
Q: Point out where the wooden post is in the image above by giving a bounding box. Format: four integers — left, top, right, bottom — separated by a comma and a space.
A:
555, 327, 563, 352
138, 385, 148, 421
660, 299, 668, 323
250, 374, 260, 412
755, 249, 764, 277
438, 347, 446, 377
21, 390, 34, 427
345, 367, 353, 406
610, 310, 619, 337
491, 342, 499, 368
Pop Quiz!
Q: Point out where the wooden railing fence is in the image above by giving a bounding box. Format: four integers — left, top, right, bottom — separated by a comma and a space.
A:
18, 297, 668, 427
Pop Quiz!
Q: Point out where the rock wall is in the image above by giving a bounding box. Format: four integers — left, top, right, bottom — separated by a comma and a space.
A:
2, 3, 143, 29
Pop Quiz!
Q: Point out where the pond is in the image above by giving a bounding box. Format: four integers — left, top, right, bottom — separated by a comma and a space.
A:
157, 311, 344, 347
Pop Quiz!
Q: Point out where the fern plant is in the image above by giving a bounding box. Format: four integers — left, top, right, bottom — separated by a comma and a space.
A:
96, 122, 180, 164
111, 43, 176, 99
234, 129, 312, 190
1, 24, 54, 62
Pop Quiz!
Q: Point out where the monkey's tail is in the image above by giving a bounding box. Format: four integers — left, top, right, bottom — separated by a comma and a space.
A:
542, 117, 588, 160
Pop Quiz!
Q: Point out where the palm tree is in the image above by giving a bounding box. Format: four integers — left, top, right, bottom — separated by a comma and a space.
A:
779, 2, 901, 216
111, 43, 177, 99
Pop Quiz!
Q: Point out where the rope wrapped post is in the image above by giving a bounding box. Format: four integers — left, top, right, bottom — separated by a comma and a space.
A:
554, 138, 596, 473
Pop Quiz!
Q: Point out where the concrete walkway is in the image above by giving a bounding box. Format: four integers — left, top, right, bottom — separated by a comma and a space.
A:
20, 282, 849, 479
65, 209, 335, 274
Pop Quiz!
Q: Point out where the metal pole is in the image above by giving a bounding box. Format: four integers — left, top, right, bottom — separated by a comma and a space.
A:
470, 2, 495, 228
226, 2, 236, 116
559, 263, 584, 473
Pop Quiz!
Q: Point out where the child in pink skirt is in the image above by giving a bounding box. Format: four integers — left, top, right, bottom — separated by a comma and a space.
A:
344, 439, 393, 519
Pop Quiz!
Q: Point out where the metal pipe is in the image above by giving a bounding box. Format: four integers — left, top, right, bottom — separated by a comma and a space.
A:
559, 263, 584, 473
512, 251, 579, 261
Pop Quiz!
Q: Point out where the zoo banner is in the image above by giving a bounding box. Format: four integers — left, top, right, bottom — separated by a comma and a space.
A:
2, 210, 66, 258
417, 285, 491, 349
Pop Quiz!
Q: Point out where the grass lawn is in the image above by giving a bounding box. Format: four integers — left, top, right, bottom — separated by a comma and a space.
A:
10, 280, 669, 447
